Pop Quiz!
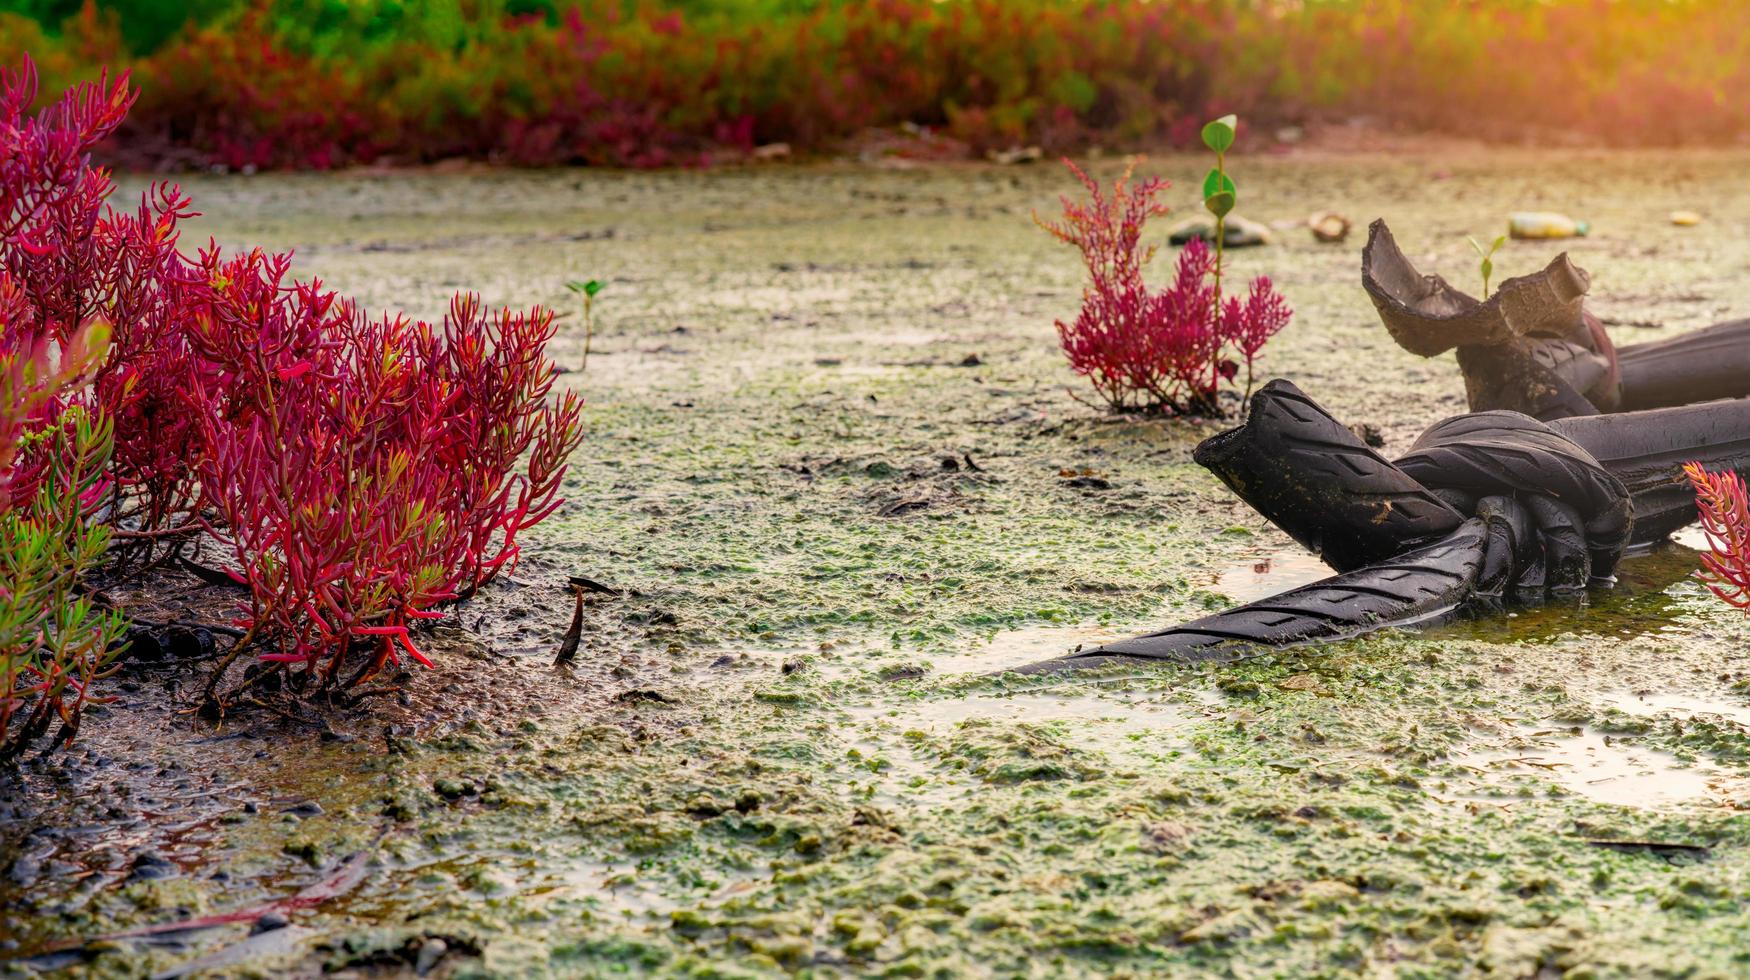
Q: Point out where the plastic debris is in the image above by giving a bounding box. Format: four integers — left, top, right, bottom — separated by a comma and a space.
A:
1509, 211, 1589, 239
986, 145, 1043, 165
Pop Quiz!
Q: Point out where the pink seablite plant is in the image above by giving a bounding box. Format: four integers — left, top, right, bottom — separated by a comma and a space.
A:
0, 57, 208, 536
189, 274, 583, 695
1684, 462, 1750, 611
1, 56, 587, 708
1036, 158, 1290, 416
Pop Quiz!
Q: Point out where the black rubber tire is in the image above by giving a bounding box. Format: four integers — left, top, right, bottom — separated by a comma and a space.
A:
1617, 319, 1750, 412
1012, 385, 1750, 675
1394, 411, 1631, 581
1554, 396, 1750, 541
1192, 379, 1465, 573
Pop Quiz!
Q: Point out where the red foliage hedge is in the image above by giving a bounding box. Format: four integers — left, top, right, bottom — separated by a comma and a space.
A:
10, 0, 1750, 171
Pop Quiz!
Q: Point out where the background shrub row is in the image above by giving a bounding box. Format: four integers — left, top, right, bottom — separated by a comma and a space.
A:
4, 0, 1748, 170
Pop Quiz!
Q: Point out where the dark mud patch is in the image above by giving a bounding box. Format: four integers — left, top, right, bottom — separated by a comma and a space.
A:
0, 554, 689, 976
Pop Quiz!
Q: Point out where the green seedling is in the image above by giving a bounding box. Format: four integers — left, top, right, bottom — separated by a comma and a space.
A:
1468, 235, 1505, 298
1201, 113, 1237, 407
565, 278, 605, 373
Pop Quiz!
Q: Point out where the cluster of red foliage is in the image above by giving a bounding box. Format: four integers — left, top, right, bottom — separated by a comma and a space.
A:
1684, 462, 1750, 612
1037, 160, 1289, 416
16, 0, 1750, 172
0, 60, 132, 756
188, 277, 581, 690
2, 57, 583, 705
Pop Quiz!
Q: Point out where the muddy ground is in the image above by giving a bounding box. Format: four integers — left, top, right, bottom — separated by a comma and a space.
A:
8, 151, 1750, 977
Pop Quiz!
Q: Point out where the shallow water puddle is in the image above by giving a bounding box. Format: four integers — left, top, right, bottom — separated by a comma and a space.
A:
1210, 550, 1330, 604
1670, 524, 1712, 552
932, 624, 1134, 675
1448, 728, 1745, 808
1431, 539, 1706, 644
1598, 690, 1750, 726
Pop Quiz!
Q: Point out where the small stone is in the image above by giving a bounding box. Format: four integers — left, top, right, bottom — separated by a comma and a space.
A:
416, 937, 448, 975
164, 626, 214, 660
282, 839, 321, 865
123, 629, 165, 662
1308, 210, 1352, 244
128, 851, 176, 881
1166, 214, 1273, 248
251, 911, 289, 935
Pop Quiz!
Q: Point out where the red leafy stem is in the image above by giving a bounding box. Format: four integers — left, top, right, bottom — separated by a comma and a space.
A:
1685, 462, 1750, 611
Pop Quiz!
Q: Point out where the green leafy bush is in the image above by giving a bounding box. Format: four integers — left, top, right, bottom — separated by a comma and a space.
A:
0, 325, 125, 761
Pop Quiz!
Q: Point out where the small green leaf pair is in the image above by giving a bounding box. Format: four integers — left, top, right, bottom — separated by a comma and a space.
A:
567, 279, 605, 373
1468, 235, 1506, 298
1202, 114, 1237, 219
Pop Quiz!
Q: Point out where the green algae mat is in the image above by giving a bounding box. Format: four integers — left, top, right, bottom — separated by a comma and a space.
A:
8, 154, 1750, 977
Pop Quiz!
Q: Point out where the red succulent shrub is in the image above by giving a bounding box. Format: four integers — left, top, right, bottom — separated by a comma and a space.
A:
188, 280, 583, 693
1684, 462, 1750, 612
0, 57, 208, 535
1, 56, 587, 714
20, 0, 1750, 172
1037, 159, 1289, 416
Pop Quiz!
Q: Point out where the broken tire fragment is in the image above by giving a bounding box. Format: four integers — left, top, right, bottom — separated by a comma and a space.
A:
1363, 219, 1750, 419
1017, 381, 1750, 674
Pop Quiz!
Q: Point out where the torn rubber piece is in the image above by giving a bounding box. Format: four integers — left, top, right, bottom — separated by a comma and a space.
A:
1362, 219, 1592, 357
1365, 219, 1750, 419
1364, 220, 1619, 419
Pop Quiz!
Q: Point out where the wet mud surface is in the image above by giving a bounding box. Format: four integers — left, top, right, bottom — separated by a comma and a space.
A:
10, 153, 1750, 975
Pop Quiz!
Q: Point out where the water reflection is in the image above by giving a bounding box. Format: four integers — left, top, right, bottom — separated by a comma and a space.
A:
1431, 540, 1704, 644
